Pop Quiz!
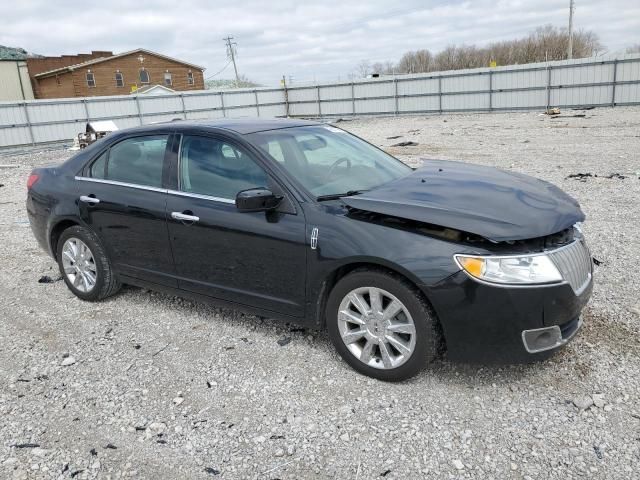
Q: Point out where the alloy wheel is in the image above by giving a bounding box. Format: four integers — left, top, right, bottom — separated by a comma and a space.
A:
337, 287, 417, 369
61, 237, 98, 293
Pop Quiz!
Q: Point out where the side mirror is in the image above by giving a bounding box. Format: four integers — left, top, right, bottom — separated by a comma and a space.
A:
236, 188, 282, 212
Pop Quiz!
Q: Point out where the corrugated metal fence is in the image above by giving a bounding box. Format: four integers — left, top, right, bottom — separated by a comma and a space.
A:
1, 53, 639, 147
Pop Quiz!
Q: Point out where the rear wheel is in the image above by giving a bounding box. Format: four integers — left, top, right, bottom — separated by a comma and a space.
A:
326, 269, 441, 381
56, 226, 121, 301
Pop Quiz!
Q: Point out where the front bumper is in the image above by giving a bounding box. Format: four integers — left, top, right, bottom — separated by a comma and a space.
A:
424, 269, 593, 363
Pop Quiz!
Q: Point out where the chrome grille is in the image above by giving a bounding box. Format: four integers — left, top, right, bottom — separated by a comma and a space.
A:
548, 240, 592, 294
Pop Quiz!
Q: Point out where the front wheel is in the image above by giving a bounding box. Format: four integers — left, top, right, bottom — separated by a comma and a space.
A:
326, 269, 441, 381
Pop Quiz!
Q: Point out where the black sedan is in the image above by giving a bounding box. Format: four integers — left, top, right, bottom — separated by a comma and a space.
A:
26, 118, 592, 381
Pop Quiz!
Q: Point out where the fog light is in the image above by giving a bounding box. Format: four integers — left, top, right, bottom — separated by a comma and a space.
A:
522, 326, 562, 353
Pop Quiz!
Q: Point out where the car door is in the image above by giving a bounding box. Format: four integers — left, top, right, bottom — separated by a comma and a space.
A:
77, 133, 177, 287
166, 134, 307, 317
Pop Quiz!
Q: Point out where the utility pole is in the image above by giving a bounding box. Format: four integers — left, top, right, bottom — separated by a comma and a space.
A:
567, 0, 575, 59
223, 36, 240, 88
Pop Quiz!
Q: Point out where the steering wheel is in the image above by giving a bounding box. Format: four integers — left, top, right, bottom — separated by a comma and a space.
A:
326, 157, 352, 179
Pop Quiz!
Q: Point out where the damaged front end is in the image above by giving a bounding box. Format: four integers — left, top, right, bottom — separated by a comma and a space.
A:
338, 160, 593, 363
345, 205, 578, 254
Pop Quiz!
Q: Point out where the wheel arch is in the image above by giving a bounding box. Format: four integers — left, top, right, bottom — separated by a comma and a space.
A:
49, 218, 82, 260
313, 259, 440, 330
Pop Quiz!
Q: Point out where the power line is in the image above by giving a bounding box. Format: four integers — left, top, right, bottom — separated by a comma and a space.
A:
223, 36, 241, 88
204, 60, 232, 81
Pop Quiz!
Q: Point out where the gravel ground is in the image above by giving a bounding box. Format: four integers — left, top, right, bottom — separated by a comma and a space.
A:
1, 107, 639, 479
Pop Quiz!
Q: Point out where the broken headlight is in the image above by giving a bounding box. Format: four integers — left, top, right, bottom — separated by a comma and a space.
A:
454, 253, 562, 285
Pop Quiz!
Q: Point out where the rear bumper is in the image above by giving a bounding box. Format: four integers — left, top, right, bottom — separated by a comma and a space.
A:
424, 270, 592, 363
26, 195, 51, 256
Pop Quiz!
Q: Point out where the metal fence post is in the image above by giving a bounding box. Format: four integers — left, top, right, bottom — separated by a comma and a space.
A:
179, 93, 187, 119
351, 82, 356, 116
134, 95, 143, 125
82, 98, 90, 122
316, 85, 321, 117
220, 92, 226, 117
254, 89, 260, 117
23, 102, 35, 145
546, 65, 552, 111
282, 76, 290, 117
611, 59, 618, 107
394, 78, 399, 116
438, 76, 442, 114
488, 71, 493, 111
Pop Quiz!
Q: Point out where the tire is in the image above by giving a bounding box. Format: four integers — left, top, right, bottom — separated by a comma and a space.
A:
326, 269, 441, 381
56, 225, 121, 301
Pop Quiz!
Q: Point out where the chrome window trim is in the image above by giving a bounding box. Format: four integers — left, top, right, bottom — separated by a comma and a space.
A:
74, 176, 236, 205
167, 189, 235, 205
75, 176, 166, 193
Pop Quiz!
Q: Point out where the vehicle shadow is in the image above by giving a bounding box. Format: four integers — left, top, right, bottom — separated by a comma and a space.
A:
111, 285, 584, 387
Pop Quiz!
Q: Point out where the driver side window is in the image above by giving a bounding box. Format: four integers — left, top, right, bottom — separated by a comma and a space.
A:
179, 136, 269, 199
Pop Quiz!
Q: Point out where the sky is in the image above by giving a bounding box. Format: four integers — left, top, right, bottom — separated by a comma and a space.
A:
1, 0, 638, 86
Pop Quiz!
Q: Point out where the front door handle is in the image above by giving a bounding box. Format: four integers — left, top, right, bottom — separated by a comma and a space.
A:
80, 195, 100, 204
171, 211, 200, 222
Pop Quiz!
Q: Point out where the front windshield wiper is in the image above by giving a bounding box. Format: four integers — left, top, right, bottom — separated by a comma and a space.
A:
316, 190, 368, 202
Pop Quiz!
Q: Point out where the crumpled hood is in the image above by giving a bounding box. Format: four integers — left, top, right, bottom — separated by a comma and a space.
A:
342, 159, 585, 242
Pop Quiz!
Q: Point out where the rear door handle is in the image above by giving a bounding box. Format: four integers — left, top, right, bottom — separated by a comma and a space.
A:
171, 211, 200, 222
80, 195, 100, 204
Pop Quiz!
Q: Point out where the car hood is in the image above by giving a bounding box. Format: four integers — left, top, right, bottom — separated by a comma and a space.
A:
342, 159, 585, 242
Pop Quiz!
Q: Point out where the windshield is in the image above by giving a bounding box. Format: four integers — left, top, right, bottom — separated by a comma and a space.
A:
248, 125, 412, 198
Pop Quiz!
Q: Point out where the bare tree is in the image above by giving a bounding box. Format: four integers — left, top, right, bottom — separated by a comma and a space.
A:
356, 60, 372, 78
367, 25, 604, 75
627, 44, 640, 54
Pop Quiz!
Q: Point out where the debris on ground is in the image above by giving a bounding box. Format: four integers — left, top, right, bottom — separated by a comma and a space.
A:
545, 107, 561, 115
572, 395, 594, 410
277, 336, 292, 346
37, 275, 61, 284
566, 173, 595, 181
593, 257, 603, 266
204, 467, 221, 475
566, 172, 628, 181
550, 114, 587, 119
386, 135, 403, 139
60, 356, 76, 367
11, 443, 40, 449
391, 141, 419, 147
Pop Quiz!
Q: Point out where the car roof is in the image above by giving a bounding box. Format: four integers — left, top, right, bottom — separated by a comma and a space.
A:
123, 117, 323, 136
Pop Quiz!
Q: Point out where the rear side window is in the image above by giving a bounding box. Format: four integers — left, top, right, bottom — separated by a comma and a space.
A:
90, 151, 107, 179
179, 136, 268, 199
88, 135, 168, 188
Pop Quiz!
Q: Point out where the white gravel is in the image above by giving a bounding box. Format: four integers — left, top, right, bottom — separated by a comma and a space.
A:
1, 107, 639, 479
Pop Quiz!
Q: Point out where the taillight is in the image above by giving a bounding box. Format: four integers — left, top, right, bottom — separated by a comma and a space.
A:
27, 173, 40, 190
